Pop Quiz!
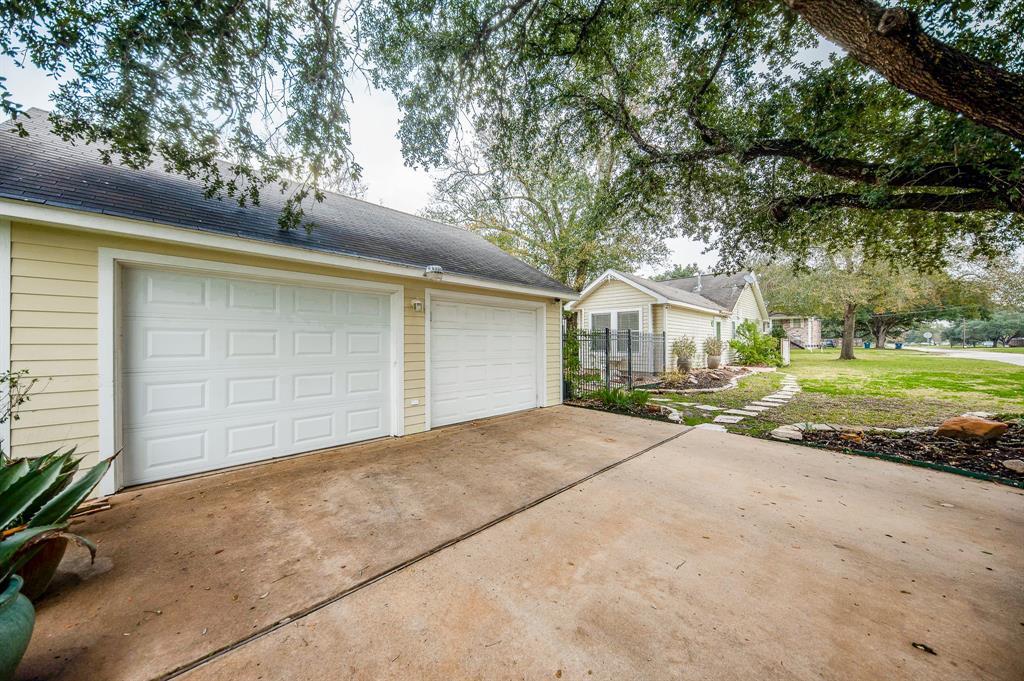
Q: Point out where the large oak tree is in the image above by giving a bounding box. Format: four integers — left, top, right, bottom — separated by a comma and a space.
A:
3, 0, 1022, 263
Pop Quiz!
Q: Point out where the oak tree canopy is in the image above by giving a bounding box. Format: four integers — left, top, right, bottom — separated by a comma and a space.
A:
3, 0, 1022, 267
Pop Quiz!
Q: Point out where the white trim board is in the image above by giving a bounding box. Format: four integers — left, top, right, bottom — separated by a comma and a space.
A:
424, 288, 546, 431
0, 199, 578, 302
96, 248, 405, 495
566, 269, 723, 315
0, 219, 10, 459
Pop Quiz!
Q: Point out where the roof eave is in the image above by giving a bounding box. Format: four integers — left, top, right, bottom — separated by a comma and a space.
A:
0, 198, 580, 300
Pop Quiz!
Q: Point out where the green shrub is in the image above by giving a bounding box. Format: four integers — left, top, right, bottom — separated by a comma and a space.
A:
730, 320, 782, 366
770, 324, 787, 340
590, 387, 651, 410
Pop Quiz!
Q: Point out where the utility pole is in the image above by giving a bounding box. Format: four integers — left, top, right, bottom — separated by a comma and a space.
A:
962, 318, 967, 348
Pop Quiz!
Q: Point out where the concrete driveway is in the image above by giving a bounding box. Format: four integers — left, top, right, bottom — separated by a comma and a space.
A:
909, 346, 1024, 367
19, 409, 1024, 681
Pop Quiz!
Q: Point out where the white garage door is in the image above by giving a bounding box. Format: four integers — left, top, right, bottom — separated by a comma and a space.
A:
429, 297, 540, 427
121, 267, 392, 485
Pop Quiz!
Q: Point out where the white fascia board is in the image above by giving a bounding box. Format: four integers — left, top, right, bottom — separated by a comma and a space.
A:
665, 299, 727, 315
568, 268, 725, 315
0, 199, 579, 301
566, 269, 666, 310
746, 274, 771, 320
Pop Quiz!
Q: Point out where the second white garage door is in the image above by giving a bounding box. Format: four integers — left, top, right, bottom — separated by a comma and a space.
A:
121, 266, 394, 485
429, 296, 542, 427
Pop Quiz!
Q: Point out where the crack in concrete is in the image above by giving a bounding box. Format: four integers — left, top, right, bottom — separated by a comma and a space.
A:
159, 427, 692, 680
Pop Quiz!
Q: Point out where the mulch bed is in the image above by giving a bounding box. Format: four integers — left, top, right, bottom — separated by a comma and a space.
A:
803, 421, 1024, 483
656, 367, 748, 391
567, 400, 675, 422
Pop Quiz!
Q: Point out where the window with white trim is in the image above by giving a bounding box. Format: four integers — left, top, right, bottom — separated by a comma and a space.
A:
589, 310, 641, 352
616, 310, 640, 351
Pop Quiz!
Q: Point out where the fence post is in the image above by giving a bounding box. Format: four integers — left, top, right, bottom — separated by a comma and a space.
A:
626, 331, 633, 390
604, 328, 611, 390
663, 329, 671, 372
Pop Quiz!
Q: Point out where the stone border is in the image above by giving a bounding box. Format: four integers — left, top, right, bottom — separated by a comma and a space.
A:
796, 440, 1024, 490
770, 422, 933, 441
768, 413, 1024, 487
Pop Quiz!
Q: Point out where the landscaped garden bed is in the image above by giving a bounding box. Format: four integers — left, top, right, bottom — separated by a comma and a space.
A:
653, 367, 753, 392
800, 418, 1024, 484
567, 387, 681, 423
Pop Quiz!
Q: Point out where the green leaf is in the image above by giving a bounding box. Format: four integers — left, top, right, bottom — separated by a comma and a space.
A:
10, 531, 97, 577
30, 457, 113, 527
0, 459, 29, 496
0, 458, 65, 530
0, 524, 67, 584
23, 449, 81, 518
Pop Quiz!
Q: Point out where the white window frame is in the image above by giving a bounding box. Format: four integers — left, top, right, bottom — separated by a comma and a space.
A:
586, 307, 644, 332
97, 248, 405, 495
586, 307, 644, 355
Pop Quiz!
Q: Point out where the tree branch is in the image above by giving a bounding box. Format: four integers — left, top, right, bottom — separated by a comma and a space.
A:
742, 138, 1022, 197
784, 0, 1024, 140
769, 189, 1008, 222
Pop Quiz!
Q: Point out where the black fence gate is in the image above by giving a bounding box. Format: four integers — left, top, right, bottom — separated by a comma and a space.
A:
563, 327, 667, 399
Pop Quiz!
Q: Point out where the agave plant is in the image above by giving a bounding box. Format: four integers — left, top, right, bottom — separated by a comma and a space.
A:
0, 449, 113, 589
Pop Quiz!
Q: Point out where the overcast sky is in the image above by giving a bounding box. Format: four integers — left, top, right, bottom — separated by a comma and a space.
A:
3, 56, 718, 274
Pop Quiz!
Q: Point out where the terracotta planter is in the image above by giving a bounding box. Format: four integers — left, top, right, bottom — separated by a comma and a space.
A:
18, 537, 68, 602
0, 575, 35, 681
707, 354, 721, 369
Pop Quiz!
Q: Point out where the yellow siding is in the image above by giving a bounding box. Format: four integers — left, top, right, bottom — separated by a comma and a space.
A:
724, 285, 768, 361
664, 284, 769, 366
664, 306, 719, 369
651, 303, 665, 335
576, 278, 655, 332
8, 222, 564, 466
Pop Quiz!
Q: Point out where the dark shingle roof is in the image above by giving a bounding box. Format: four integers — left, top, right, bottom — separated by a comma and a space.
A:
657, 271, 754, 311
0, 109, 574, 296
615, 271, 728, 312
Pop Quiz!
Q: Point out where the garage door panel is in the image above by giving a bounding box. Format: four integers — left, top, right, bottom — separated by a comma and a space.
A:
227, 329, 279, 358
429, 298, 540, 428
122, 267, 392, 485
226, 421, 278, 458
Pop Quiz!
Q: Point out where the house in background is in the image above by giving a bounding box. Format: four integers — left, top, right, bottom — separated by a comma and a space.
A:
566, 270, 771, 368
770, 313, 823, 349
0, 109, 577, 495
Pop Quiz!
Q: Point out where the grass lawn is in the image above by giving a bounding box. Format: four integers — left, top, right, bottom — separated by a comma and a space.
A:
971, 347, 1024, 354
655, 349, 1024, 435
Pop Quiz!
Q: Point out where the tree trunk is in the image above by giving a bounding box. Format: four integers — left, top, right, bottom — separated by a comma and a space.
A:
785, 0, 1024, 140
840, 302, 857, 360
874, 324, 888, 350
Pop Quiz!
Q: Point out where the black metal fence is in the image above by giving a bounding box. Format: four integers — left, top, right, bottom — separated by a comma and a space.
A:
563, 328, 667, 399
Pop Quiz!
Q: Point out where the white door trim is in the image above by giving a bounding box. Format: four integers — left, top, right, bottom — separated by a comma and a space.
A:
97, 248, 404, 495
424, 288, 546, 431
0, 219, 10, 459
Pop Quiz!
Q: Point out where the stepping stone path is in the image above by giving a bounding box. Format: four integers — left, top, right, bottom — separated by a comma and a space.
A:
703, 373, 801, 429
724, 409, 759, 417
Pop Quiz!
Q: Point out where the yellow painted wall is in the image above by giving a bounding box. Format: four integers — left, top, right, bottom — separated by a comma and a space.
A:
576, 279, 655, 332
8, 222, 564, 468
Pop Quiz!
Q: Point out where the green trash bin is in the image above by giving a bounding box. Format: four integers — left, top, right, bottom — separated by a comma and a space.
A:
863, 341, 871, 349
895, 342, 903, 349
